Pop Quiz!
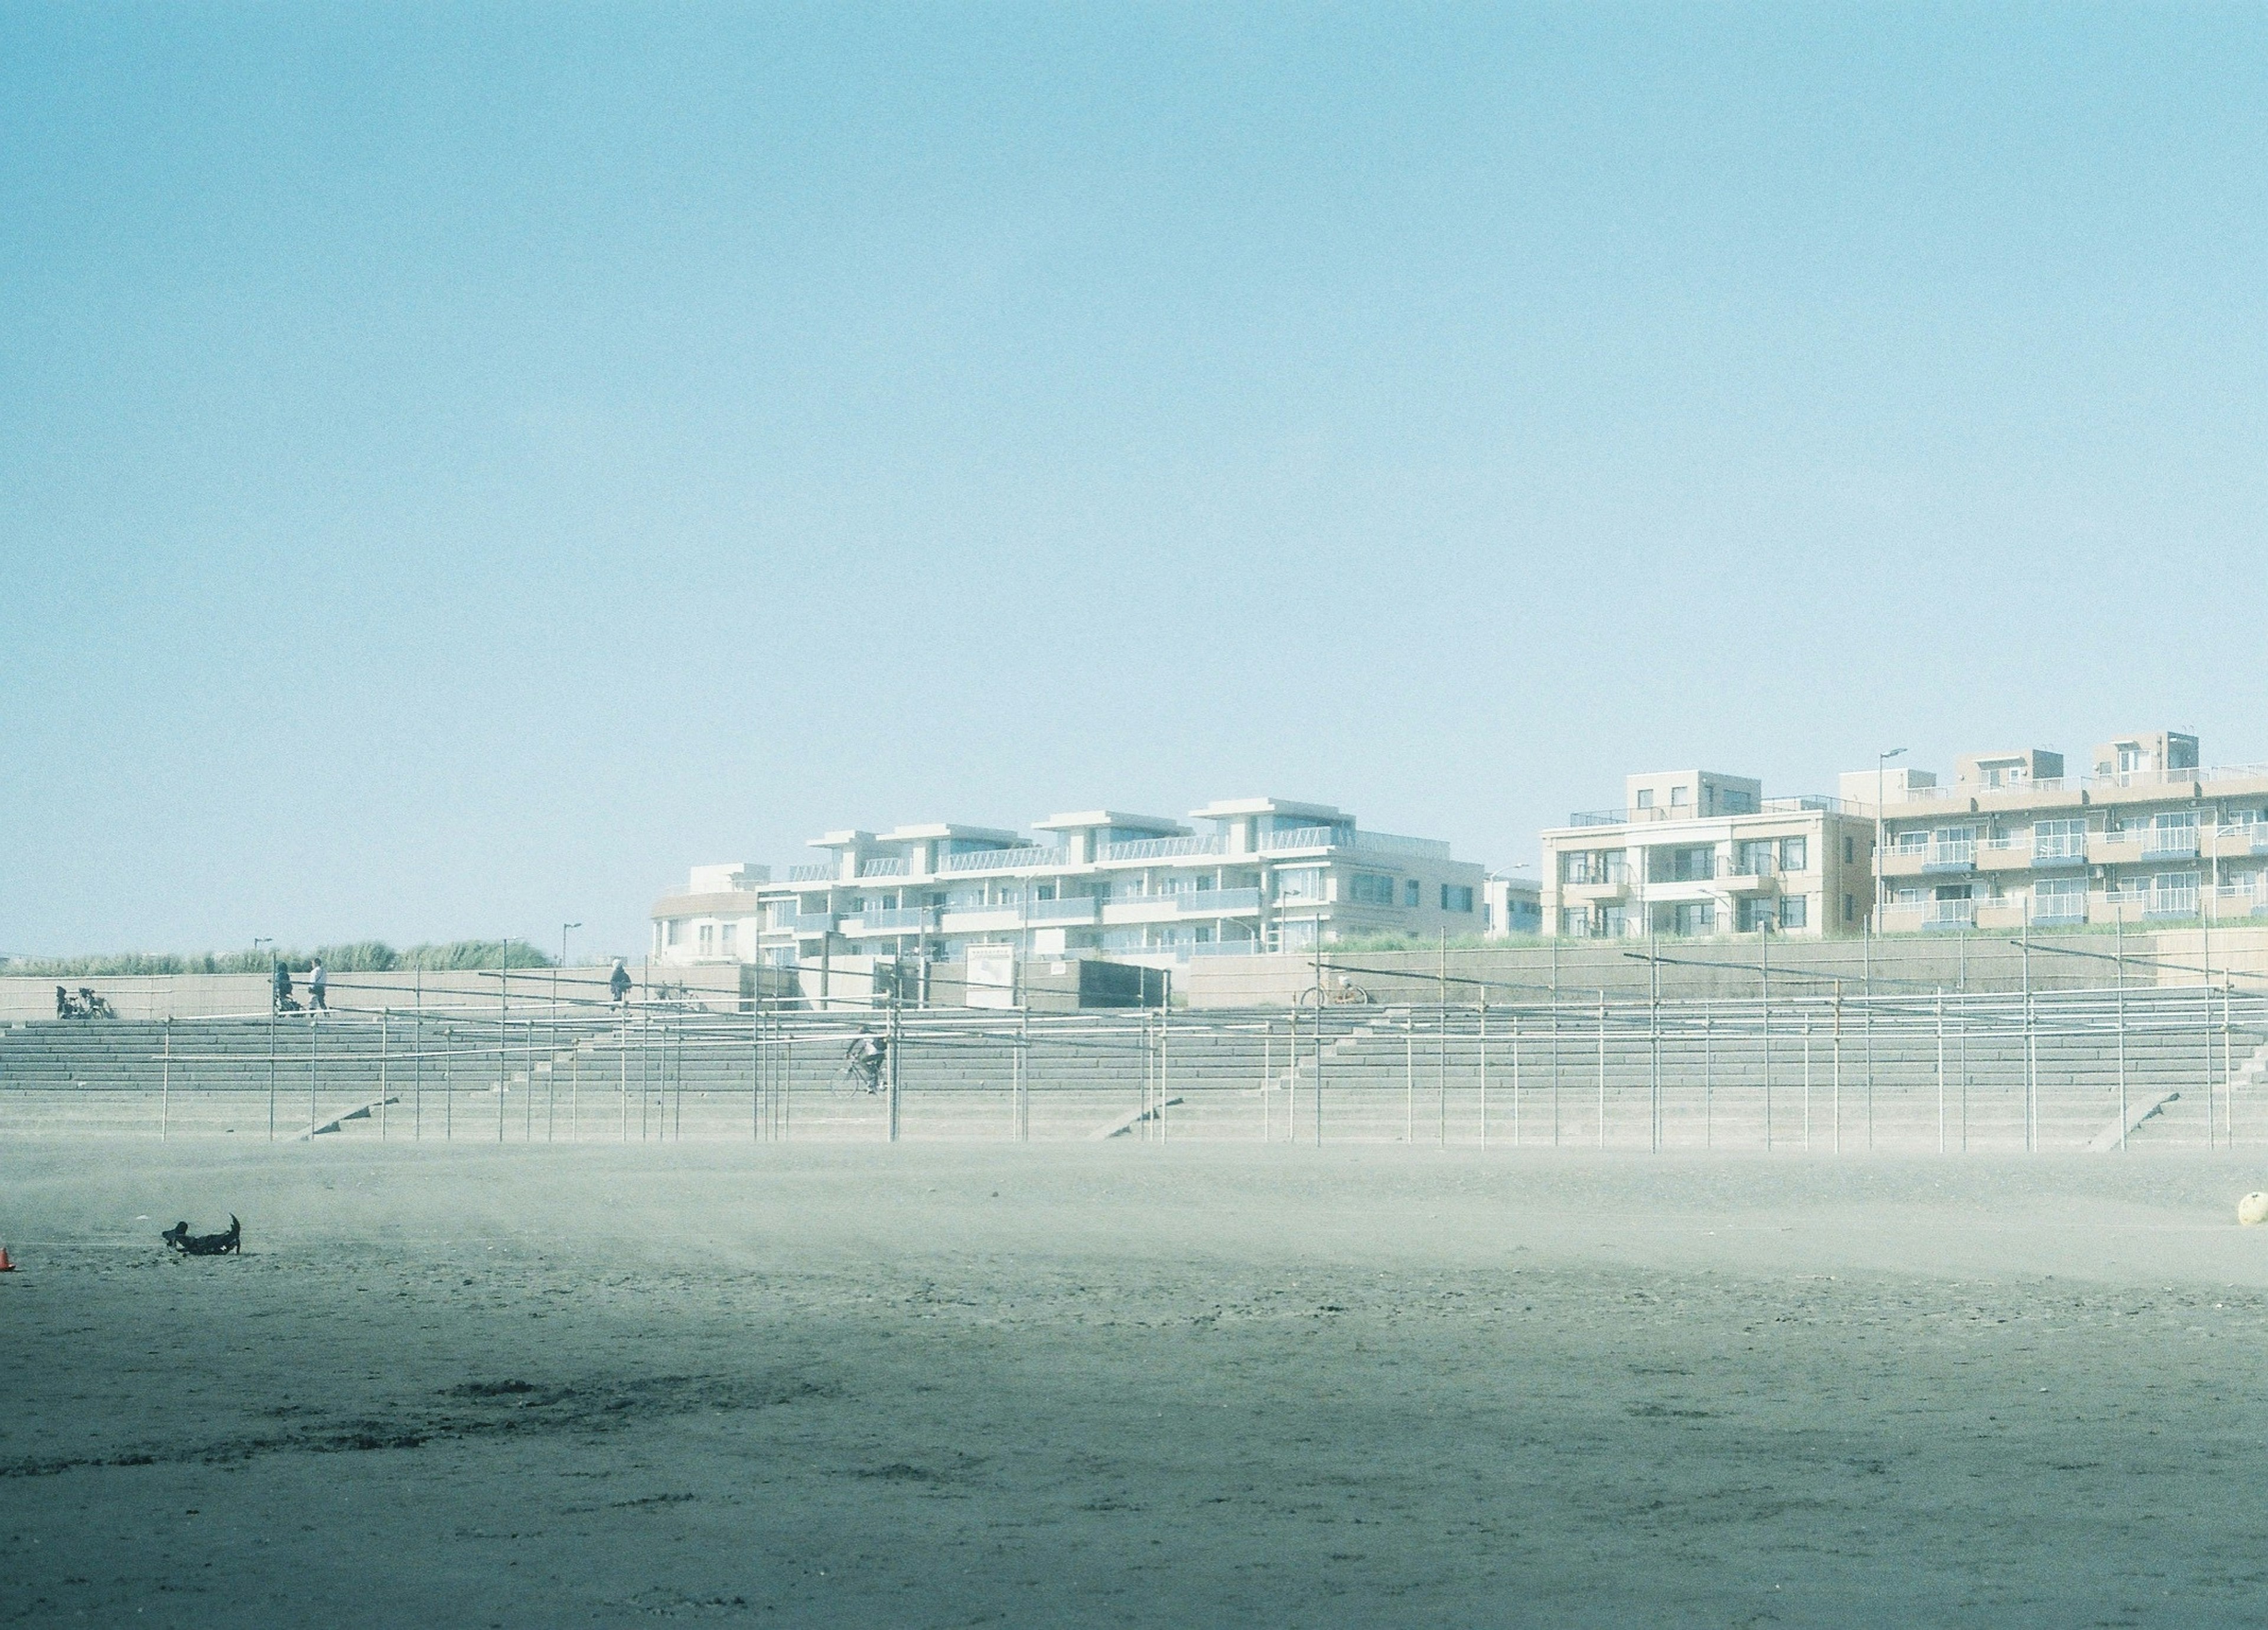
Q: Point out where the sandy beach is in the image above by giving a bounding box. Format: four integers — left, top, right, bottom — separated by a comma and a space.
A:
5, 1143, 2267, 1626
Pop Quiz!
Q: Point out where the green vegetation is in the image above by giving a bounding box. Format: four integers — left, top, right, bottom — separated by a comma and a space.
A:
1321, 932, 1552, 954
2, 940, 556, 977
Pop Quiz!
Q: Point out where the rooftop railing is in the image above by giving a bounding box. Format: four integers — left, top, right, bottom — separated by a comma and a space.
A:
787, 864, 834, 882
856, 858, 910, 878
1257, 826, 1455, 860
937, 846, 1062, 875
1564, 796, 1848, 827
1099, 834, 1224, 863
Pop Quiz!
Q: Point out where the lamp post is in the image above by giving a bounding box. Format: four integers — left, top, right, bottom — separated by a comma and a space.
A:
558, 922, 581, 1016
1873, 748, 1907, 941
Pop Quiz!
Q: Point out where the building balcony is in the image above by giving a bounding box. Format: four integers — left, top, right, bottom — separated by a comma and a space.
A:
1179, 887, 1262, 915
2207, 826, 2268, 859
784, 911, 835, 936
1721, 868, 1781, 892
787, 864, 834, 882
843, 908, 933, 935
2030, 895, 2088, 926
1923, 901, 1976, 931
939, 906, 1024, 933
856, 858, 910, 878
2140, 835, 2200, 862
1922, 843, 1976, 873
1100, 898, 1185, 925
1027, 896, 1098, 925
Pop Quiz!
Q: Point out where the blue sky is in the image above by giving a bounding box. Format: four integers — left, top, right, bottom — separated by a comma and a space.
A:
4, 4, 2263, 958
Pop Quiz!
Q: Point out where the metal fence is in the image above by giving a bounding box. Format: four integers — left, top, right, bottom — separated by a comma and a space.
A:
2, 982, 2264, 1152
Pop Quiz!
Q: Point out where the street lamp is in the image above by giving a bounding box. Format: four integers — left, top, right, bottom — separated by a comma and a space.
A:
558, 922, 581, 1016
1874, 748, 1907, 937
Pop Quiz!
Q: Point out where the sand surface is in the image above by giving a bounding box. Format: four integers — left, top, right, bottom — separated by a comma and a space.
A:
5, 1143, 2268, 1626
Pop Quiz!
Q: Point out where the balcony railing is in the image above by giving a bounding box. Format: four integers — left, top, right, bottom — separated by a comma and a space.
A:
844, 908, 931, 934
784, 911, 835, 934
2029, 893, 2088, 924
1027, 896, 1097, 924
1923, 842, 1976, 871
1179, 888, 1262, 915
1924, 901, 1976, 930
1100, 834, 1224, 862
787, 864, 833, 882
1350, 829, 1456, 860
2141, 827, 2200, 860
2031, 836, 2087, 864
937, 846, 1061, 874
857, 858, 910, 878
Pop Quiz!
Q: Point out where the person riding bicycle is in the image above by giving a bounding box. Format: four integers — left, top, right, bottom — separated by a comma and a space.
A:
845, 1027, 887, 1093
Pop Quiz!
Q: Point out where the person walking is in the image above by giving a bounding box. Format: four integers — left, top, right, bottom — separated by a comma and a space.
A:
272, 962, 295, 1014
609, 957, 632, 1005
308, 959, 328, 1013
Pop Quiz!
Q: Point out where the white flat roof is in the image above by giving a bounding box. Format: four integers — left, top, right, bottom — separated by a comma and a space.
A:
1032, 810, 1188, 834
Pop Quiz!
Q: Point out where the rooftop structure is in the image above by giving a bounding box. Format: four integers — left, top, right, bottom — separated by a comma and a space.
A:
652, 797, 1516, 970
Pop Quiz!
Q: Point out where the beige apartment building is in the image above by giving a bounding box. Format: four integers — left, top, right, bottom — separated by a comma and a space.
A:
1854, 731, 2268, 932
1540, 771, 1878, 939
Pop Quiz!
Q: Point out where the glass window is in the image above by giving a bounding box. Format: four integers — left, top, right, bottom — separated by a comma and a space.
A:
1276, 869, 1324, 902
1636, 788, 1654, 808
1349, 872, 1396, 906
1670, 787, 1689, 806
1404, 878, 1420, 907
1781, 895, 1807, 928
1780, 836, 1807, 872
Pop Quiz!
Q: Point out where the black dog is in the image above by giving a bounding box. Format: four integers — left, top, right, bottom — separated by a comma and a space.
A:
161, 1216, 242, 1256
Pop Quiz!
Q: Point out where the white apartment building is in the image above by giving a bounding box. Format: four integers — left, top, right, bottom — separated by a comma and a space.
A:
1540, 770, 1878, 940
1853, 731, 2268, 932
651, 797, 1512, 970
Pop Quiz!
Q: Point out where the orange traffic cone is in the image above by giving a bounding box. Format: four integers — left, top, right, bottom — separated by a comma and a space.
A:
0, 1246, 15, 1272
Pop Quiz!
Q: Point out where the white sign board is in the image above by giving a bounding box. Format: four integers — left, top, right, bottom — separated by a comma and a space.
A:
964, 944, 1016, 1009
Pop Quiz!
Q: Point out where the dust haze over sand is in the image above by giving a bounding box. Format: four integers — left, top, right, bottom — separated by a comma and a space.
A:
4, 1145, 2267, 1626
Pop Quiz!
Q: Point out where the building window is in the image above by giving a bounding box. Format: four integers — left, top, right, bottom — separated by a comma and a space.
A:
1276, 869, 1324, 902
1735, 899, 1775, 933
1667, 901, 1715, 935
1895, 830, 1927, 855
1650, 845, 1715, 883
1559, 907, 1592, 938
698, 924, 714, 953
664, 920, 680, 946
1441, 885, 1475, 912
1403, 878, 1420, 907
1781, 895, 1807, 929
721, 922, 737, 951
1843, 836, 1855, 865
1843, 892, 1856, 922
1780, 836, 1807, 872
1670, 787, 1689, 807
1636, 789, 1654, 809
1349, 872, 1396, 906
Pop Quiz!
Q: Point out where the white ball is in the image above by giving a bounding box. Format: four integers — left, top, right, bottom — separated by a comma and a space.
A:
2238, 1193, 2268, 1227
